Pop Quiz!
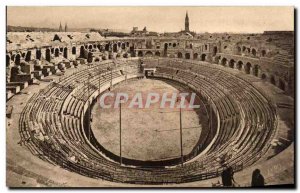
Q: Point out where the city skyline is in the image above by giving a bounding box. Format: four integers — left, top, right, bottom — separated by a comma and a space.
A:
7, 6, 294, 33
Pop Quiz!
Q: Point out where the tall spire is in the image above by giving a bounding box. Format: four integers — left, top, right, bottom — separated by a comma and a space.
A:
185, 11, 190, 32
65, 22, 68, 32
59, 21, 62, 32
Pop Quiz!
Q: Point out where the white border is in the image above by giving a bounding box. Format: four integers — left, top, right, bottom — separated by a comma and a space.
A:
1, 0, 298, 192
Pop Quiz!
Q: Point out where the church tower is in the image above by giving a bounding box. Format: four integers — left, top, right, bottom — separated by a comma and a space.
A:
59, 22, 63, 32
185, 11, 190, 32
65, 23, 68, 32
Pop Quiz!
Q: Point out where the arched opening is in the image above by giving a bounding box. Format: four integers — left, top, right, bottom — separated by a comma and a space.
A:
126, 42, 130, 47
177, 52, 183, 58
213, 46, 218, 56
164, 43, 168, 50
189, 44, 193, 49
6, 55, 10, 67
169, 54, 175, 58
270, 75, 276, 85
72, 47, 76, 55
261, 50, 266, 57
121, 43, 125, 49
85, 45, 88, 49
59, 47, 63, 52
80, 46, 85, 58
145, 51, 153, 57
247, 48, 251, 53
87, 52, 93, 63
54, 48, 60, 57
242, 46, 246, 52
51, 48, 54, 54
155, 51, 160, 57
204, 44, 208, 50
95, 58, 100, 62
237, 46, 242, 55
193, 53, 198, 60
117, 42, 121, 47
63, 47, 68, 59
105, 44, 110, 51
15, 54, 21, 65
214, 55, 220, 64
221, 58, 227, 66
113, 44, 118, 52
138, 51, 143, 57
253, 65, 259, 76
201, 54, 207, 61
237, 61, 243, 70
252, 48, 257, 57
261, 73, 267, 80
22, 52, 26, 58
185, 53, 190, 59
36, 49, 41, 60
173, 43, 176, 48
88, 45, 93, 50
46, 49, 51, 62
25, 51, 31, 62
278, 79, 286, 91
245, 62, 251, 74
229, 59, 235, 68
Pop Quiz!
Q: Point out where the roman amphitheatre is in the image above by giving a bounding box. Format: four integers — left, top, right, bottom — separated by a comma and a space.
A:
6, 10, 295, 187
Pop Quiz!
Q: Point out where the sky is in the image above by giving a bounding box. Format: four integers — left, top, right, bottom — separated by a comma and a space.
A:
7, 6, 294, 33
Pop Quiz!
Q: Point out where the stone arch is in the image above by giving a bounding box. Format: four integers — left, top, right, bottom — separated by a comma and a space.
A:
164, 43, 168, 50
214, 55, 220, 63
177, 52, 183, 58
252, 48, 257, 57
59, 47, 63, 52
229, 59, 235, 68
185, 53, 190, 59
242, 46, 246, 52
113, 44, 118, 52
145, 51, 153, 57
87, 52, 93, 63
93, 44, 97, 49
155, 51, 160, 57
80, 46, 85, 58
261, 73, 267, 80
237, 46, 242, 55
117, 42, 121, 47
193, 53, 198, 60
261, 50, 266, 57
25, 51, 31, 62
36, 49, 42, 60
121, 43, 125, 49
105, 44, 110, 51
253, 65, 259, 76
21, 52, 26, 58
173, 43, 176, 48
6, 55, 10, 67
245, 62, 251, 74
54, 48, 60, 57
72, 47, 76, 55
138, 51, 143, 57
63, 47, 68, 59
221, 58, 227, 66
46, 49, 51, 62
201, 54, 207, 61
88, 44, 93, 50
189, 44, 193, 49
51, 48, 54, 54
270, 75, 276, 85
15, 54, 21, 65
213, 46, 218, 56
278, 79, 286, 91
237, 61, 243, 70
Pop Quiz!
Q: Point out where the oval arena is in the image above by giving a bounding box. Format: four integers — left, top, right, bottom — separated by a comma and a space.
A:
6, 31, 294, 187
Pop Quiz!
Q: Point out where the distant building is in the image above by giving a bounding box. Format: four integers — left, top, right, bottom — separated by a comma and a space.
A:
59, 22, 63, 32
130, 26, 158, 37
65, 23, 68, 32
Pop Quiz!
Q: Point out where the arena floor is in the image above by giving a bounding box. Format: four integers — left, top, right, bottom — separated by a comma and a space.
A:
91, 78, 205, 161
